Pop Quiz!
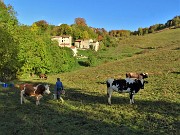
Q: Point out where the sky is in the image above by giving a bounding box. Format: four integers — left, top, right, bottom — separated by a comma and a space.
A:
4, 0, 180, 31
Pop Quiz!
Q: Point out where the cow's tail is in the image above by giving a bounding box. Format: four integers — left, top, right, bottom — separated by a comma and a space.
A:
106, 80, 110, 96
106, 80, 110, 87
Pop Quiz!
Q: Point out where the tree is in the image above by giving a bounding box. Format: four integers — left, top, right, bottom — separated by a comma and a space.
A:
138, 28, 143, 35
72, 25, 83, 40
109, 30, 130, 37
51, 24, 72, 36
59, 24, 72, 35
172, 16, 180, 28
75, 17, 87, 26
148, 26, 155, 33
143, 28, 149, 35
82, 31, 89, 39
31, 23, 40, 33
0, 2, 19, 80
33, 20, 49, 32
0, 26, 19, 81
51, 26, 61, 36
0, 2, 78, 79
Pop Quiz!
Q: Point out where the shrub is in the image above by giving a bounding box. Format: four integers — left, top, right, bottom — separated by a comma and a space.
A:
87, 54, 97, 67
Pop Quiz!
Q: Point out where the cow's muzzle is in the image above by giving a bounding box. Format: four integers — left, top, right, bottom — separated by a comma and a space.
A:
144, 81, 148, 84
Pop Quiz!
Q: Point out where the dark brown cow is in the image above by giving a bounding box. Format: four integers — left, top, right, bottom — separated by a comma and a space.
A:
126, 72, 148, 79
20, 83, 50, 105
39, 74, 47, 80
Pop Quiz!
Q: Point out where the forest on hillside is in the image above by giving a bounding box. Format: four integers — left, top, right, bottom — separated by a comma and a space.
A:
0, 2, 179, 81
0, 2, 77, 81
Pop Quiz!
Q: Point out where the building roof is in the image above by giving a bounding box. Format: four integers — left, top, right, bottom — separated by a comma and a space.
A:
75, 40, 82, 42
60, 43, 70, 45
70, 46, 76, 49
52, 35, 71, 38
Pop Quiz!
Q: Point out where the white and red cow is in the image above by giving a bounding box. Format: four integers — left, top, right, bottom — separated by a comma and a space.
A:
126, 72, 148, 79
106, 78, 147, 105
20, 84, 50, 105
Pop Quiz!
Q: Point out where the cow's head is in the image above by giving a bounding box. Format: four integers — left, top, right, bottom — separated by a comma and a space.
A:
44, 84, 51, 94
144, 80, 148, 84
140, 73, 148, 79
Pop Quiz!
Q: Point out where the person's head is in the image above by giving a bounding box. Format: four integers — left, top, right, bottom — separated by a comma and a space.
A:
57, 78, 60, 81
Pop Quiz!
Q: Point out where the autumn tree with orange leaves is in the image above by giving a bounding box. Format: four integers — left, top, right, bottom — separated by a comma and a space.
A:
75, 17, 87, 26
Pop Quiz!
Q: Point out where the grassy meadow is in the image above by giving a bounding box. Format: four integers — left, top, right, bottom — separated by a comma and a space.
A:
0, 29, 180, 135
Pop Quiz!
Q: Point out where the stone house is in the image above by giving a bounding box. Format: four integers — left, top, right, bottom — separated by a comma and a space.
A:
74, 39, 99, 51
51, 35, 77, 56
51, 36, 100, 56
51, 35, 72, 48
90, 41, 100, 51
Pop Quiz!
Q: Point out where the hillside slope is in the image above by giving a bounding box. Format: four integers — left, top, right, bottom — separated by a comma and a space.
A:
59, 28, 180, 100
1, 29, 179, 135
44, 29, 179, 134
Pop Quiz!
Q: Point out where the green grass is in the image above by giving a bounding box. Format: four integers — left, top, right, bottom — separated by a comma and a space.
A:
0, 29, 180, 135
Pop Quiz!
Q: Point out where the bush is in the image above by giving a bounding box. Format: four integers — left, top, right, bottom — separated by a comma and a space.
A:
87, 54, 97, 67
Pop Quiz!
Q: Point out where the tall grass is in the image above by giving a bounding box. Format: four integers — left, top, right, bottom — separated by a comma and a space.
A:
0, 29, 179, 135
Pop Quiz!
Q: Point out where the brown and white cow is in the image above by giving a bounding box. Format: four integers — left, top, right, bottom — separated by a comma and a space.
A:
20, 84, 50, 105
126, 72, 148, 79
106, 78, 147, 104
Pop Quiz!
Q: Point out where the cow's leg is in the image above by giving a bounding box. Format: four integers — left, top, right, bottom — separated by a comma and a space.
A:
36, 95, 43, 105
60, 97, 64, 103
132, 92, 135, 104
107, 88, 113, 105
36, 96, 39, 105
20, 90, 25, 104
129, 91, 135, 104
36, 97, 38, 105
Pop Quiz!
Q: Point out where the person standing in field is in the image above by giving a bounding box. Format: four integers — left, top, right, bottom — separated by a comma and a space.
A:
55, 78, 64, 103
